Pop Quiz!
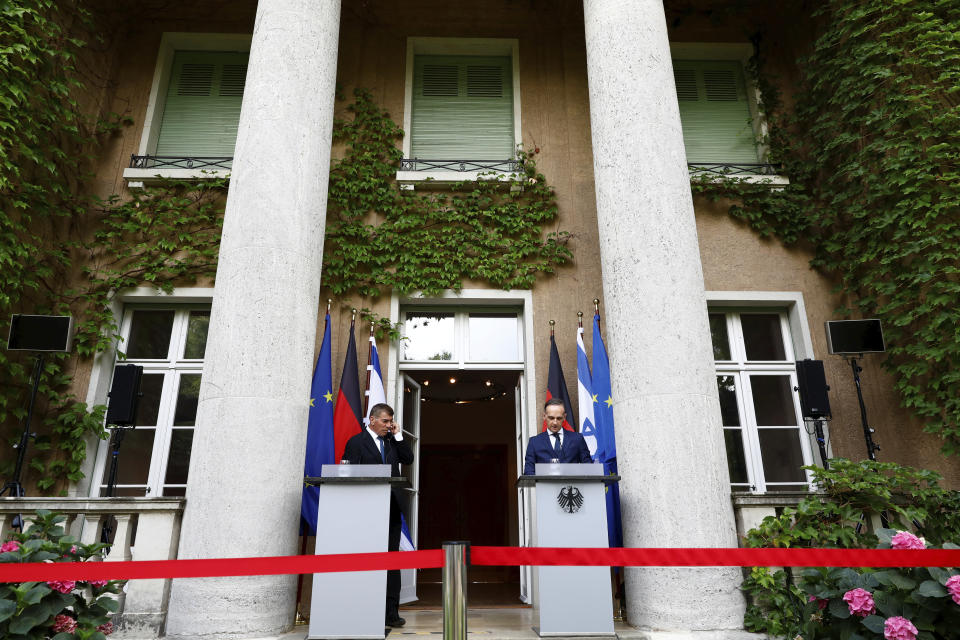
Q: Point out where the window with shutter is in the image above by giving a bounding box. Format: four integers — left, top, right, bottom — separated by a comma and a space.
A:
411, 55, 515, 167
155, 51, 249, 162
673, 59, 759, 164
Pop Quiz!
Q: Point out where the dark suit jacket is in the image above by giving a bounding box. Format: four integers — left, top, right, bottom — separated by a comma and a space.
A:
342, 430, 414, 515
522, 429, 592, 475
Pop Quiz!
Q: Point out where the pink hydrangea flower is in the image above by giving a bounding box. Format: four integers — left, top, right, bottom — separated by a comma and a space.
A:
947, 574, 960, 605
52, 614, 77, 633
47, 579, 76, 594
842, 587, 875, 617
0, 540, 20, 553
97, 621, 115, 635
884, 616, 918, 640
808, 594, 828, 610
90, 579, 109, 588
890, 531, 925, 550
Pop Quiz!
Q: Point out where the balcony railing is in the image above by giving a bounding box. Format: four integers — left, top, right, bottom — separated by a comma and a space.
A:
0, 497, 185, 639
129, 155, 233, 170
399, 158, 522, 173
688, 162, 782, 177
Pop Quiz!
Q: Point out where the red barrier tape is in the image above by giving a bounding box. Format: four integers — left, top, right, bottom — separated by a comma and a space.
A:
0, 550, 443, 582
472, 547, 960, 568
1, 547, 957, 582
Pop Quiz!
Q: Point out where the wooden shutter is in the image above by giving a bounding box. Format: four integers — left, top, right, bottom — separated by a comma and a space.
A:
155, 51, 249, 158
411, 55, 515, 162
673, 60, 759, 163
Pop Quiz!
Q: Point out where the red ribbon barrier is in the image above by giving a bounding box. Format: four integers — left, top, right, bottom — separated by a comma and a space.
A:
471, 546, 960, 568
0, 549, 444, 582
2, 546, 957, 582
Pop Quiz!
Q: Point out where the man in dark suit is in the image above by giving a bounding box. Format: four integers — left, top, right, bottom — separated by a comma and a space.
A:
341, 403, 414, 628
523, 398, 593, 474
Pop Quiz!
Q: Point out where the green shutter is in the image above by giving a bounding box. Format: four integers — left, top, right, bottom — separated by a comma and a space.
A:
673, 60, 759, 163
411, 55, 515, 161
155, 51, 249, 159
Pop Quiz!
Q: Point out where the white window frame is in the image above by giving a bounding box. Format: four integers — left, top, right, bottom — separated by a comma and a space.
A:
706, 291, 826, 492
671, 43, 788, 186
122, 33, 251, 187
80, 287, 214, 498
398, 37, 523, 189
398, 307, 525, 369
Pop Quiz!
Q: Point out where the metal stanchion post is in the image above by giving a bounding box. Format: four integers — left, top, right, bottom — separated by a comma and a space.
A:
442, 541, 468, 640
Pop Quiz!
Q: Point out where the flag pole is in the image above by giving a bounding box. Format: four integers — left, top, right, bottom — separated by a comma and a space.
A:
594, 298, 601, 333
578, 310, 583, 329
363, 320, 374, 418
549, 319, 555, 337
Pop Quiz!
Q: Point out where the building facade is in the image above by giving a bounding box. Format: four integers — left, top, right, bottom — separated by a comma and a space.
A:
3, 0, 956, 638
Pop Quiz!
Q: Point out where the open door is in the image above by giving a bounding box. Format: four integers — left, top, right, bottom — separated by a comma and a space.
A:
515, 374, 532, 604
398, 374, 421, 604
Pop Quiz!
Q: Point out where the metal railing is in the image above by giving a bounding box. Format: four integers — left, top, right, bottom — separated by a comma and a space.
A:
129, 155, 233, 170
400, 158, 522, 173
688, 162, 782, 177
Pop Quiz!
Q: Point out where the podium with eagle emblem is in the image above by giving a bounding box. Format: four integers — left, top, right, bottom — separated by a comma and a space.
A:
518, 463, 619, 636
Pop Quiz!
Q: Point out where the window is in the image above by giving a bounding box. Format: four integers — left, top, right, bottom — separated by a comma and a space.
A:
400, 308, 523, 367
670, 43, 782, 179
153, 51, 248, 160
123, 33, 251, 185
673, 59, 758, 164
400, 38, 521, 185
711, 311, 812, 492
96, 307, 210, 497
411, 55, 515, 167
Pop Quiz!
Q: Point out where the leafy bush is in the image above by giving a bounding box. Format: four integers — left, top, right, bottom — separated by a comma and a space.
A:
0, 510, 124, 639
741, 460, 960, 638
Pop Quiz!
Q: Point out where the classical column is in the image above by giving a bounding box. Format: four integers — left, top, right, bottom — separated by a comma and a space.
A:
582, 0, 746, 635
164, 1, 341, 637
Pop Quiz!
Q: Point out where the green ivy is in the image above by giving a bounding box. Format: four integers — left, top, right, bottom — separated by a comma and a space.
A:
690, 0, 960, 455
322, 88, 572, 308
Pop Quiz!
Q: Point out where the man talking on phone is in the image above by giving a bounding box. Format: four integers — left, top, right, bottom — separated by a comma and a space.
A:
341, 403, 414, 627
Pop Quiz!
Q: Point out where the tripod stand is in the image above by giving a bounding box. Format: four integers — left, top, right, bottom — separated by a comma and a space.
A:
0, 354, 45, 530
100, 423, 134, 544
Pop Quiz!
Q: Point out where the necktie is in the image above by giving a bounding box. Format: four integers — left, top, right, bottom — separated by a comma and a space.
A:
378, 436, 385, 463
552, 432, 561, 456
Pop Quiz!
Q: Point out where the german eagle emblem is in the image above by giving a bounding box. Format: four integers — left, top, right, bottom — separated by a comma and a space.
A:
557, 486, 584, 513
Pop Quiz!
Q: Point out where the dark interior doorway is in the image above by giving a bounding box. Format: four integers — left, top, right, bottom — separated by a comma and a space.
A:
408, 370, 524, 607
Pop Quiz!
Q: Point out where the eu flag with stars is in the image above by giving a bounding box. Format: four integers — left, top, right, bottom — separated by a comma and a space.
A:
592, 313, 622, 548
300, 312, 334, 536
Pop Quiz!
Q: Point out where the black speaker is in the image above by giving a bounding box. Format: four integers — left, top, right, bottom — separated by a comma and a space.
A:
106, 364, 144, 426
795, 359, 831, 420
7, 315, 73, 352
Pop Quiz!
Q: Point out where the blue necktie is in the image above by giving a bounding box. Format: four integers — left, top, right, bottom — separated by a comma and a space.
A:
378, 436, 385, 462
552, 433, 561, 456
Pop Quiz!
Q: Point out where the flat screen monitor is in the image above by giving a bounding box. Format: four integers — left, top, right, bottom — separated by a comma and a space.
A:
825, 319, 885, 355
6, 315, 74, 352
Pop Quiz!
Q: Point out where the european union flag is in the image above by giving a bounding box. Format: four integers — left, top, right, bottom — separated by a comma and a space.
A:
592, 313, 622, 548
300, 312, 334, 536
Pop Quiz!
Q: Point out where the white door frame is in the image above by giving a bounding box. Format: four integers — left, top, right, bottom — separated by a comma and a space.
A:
387, 289, 538, 603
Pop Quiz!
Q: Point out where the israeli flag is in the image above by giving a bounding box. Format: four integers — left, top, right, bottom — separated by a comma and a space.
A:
576, 325, 598, 458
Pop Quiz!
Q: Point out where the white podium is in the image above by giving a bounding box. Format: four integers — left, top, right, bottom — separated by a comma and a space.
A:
519, 463, 618, 637
306, 464, 399, 640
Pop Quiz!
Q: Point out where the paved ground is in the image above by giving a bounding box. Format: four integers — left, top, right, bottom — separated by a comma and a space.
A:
268, 607, 649, 639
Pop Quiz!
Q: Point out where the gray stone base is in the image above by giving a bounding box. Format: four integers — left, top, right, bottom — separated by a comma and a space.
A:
114, 612, 164, 638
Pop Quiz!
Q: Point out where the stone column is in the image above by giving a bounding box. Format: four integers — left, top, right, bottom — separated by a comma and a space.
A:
582, 0, 746, 636
164, 1, 341, 637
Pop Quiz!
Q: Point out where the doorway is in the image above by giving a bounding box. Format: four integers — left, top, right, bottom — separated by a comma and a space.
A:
410, 369, 523, 606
